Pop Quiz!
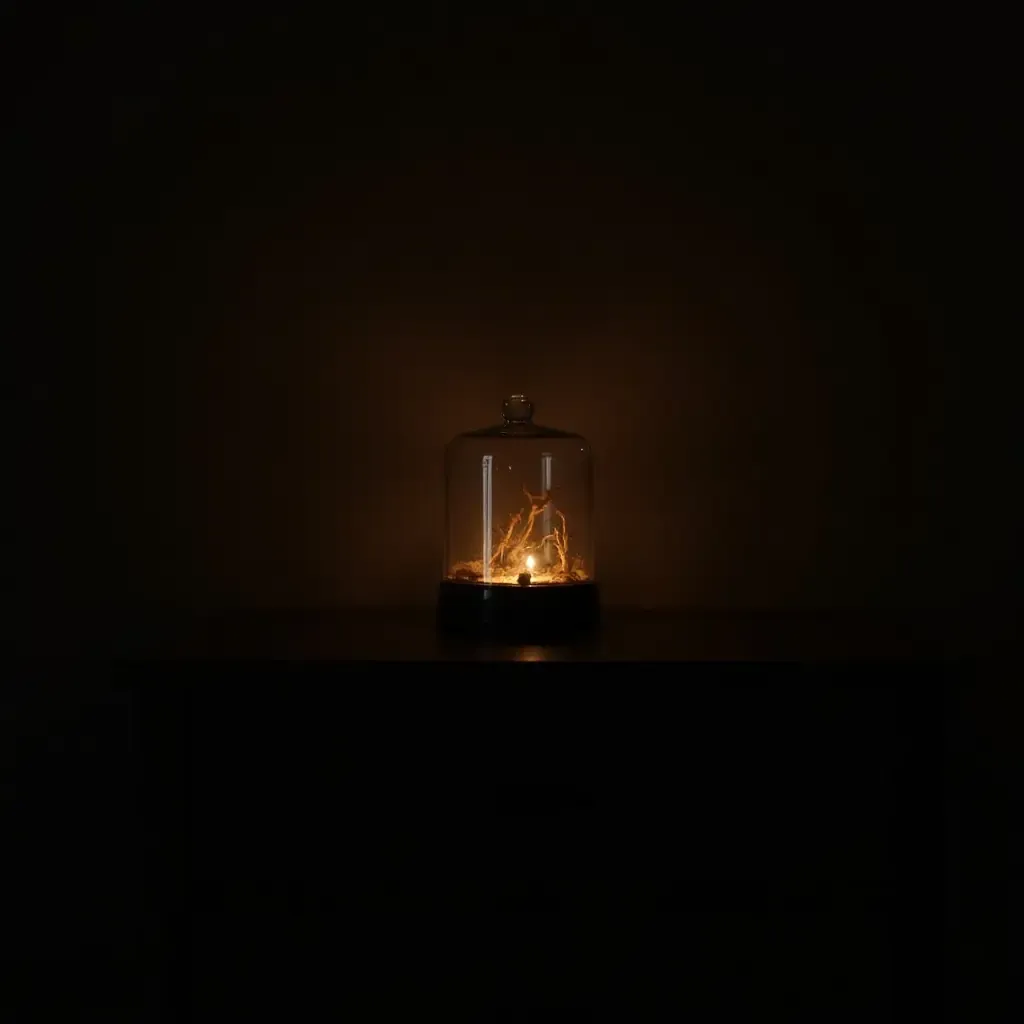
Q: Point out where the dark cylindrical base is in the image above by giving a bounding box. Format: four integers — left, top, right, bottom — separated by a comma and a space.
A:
437, 580, 600, 644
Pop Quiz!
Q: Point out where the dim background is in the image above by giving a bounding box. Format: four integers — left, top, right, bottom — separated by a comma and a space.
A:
11, 9, 1016, 622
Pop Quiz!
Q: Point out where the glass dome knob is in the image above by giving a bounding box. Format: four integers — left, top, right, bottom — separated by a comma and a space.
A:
503, 394, 534, 423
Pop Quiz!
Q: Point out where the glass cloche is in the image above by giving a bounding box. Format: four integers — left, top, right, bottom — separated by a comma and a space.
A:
437, 395, 599, 639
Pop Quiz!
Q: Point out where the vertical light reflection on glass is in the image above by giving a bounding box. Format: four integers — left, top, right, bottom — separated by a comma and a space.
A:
541, 451, 553, 564
481, 454, 493, 581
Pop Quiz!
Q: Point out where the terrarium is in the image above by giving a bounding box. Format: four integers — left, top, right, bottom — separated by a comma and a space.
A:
437, 394, 599, 639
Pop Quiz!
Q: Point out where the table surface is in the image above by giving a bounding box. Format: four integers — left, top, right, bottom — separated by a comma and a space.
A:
8, 608, 1015, 1021
109, 607, 1004, 660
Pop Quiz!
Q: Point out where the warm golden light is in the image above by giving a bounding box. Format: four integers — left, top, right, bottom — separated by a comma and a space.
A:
448, 485, 588, 585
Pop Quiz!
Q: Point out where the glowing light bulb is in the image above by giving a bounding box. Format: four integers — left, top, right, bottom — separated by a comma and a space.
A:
526, 555, 536, 570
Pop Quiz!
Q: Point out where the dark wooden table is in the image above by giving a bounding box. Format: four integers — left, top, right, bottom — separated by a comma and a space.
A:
4, 610, 1016, 1019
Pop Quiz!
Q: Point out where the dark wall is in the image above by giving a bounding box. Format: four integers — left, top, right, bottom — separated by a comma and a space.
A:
18, 12, 1012, 614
